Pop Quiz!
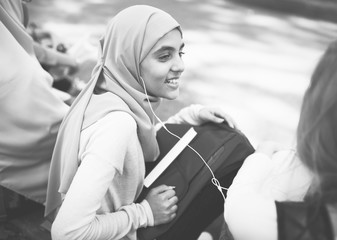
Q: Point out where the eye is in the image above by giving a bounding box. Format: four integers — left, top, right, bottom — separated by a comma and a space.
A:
158, 53, 172, 62
179, 51, 185, 57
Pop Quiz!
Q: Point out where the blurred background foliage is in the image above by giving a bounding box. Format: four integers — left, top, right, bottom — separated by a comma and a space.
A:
26, 0, 337, 148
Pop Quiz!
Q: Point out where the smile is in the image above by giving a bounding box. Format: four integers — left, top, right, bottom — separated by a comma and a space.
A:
165, 78, 179, 85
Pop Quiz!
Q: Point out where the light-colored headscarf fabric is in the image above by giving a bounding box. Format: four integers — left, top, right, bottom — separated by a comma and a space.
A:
0, 0, 68, 203
45, 5, 181, 216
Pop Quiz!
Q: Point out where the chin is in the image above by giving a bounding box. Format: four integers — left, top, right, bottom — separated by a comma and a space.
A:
162, 94, 179, 100
165, 91, 180, 100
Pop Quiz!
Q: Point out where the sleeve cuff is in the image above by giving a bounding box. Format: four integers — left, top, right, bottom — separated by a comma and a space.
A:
140, 200, 154, 227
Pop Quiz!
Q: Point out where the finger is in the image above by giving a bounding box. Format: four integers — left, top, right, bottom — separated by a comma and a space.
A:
223, 115, 236, 128
204, 111, 224, 123
215, 112, 237, 128
169, 205, 178, 219
160, 189, 176, 200
207, 108, 230, 124
170, 212, 177, 221
167, 196, 178, 208
150, 185, 172, 194
212, 115, 226, 123
170, 204, 178, 213
212, 110, 230, 123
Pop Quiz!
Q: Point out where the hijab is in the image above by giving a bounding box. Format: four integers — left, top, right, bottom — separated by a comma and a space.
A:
45, 5, 181, 216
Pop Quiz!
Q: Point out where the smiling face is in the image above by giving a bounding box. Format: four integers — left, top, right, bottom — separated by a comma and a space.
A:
140, 28, 185, 100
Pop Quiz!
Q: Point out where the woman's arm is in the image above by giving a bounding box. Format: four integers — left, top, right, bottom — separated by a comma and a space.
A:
51, 112, 153, 240
162, 104, 236, 127
33, 42, 78, 73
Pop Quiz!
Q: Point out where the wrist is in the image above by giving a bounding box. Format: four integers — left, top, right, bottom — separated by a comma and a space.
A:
140, 199, 154, 227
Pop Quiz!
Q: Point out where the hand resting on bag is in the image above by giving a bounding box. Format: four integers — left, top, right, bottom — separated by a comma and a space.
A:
145, 184, 178, 226
198, 106, 237, 128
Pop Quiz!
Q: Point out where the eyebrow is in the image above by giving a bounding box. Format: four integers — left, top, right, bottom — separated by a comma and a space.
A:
153, 43, 185, 54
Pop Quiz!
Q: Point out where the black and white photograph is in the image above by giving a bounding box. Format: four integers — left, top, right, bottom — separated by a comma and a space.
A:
1, 0, 337, 239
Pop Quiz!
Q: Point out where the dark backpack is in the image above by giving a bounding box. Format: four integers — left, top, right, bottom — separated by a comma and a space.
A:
137, 122, 255, 240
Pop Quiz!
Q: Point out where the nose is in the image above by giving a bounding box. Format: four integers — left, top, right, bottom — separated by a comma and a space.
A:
171, 55, 185, 73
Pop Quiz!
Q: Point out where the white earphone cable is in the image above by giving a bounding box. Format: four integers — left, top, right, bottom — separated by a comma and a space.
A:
140, 77, 227, 201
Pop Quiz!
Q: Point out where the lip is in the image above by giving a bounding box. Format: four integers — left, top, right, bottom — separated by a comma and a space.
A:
164, 77, 180, 90
165, 77, 180, 83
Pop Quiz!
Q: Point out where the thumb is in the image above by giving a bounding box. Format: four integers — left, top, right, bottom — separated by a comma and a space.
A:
150, 185, 172, 194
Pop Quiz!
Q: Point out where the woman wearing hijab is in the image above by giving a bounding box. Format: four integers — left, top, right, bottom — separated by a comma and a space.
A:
224, 41, 337, 240
46, 5, 234, 240
0, 0, 68, 203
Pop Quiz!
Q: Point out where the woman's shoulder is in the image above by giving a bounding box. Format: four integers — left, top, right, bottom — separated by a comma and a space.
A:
81, 106, 137, 143
100, 111, 136, 129
92, 111, 137, 136
83, 92, 135, 130
79, 110, 138, 167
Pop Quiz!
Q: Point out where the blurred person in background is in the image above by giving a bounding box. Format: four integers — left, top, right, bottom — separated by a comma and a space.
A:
223, 40, 337, 240
3, 0, 81, 101
0, 0, 68, 204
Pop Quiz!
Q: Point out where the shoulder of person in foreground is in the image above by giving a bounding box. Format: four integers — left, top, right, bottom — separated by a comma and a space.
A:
224, 141, 312, 240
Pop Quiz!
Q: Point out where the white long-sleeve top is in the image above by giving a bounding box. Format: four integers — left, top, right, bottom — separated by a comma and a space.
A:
51, 104, 206, 240
224, 150, 313, 240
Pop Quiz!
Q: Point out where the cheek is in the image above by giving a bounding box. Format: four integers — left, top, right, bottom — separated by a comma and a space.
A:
141, 68, 160, 92
140, 60, 171, 92
145, 70, 164, 91
150, 69, 166, 81
143, 64, 168, 82
142, 70, 168, 96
